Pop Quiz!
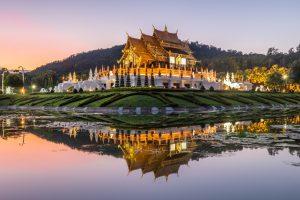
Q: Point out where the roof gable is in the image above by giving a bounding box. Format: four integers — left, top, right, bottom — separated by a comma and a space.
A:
154, 29, 181, 44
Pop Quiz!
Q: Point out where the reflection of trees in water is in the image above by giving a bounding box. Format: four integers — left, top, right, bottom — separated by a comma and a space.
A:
246, 121, 270, 133
28, 127, 123, 158
191, 142, 244, 161
268, 147, 300, 158
289, 148, 300, 158
267, 147, 281, 156
233, 115, 300, 134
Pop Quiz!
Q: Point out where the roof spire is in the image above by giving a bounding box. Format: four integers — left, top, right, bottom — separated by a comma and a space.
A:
152, 24, 156, 30
164, 24, 168, 32
139, 28, 143, 34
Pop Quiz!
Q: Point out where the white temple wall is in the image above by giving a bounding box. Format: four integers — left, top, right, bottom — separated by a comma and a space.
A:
54, 74, 223, 92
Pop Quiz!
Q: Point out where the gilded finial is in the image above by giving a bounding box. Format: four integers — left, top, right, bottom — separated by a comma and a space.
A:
152, 24, 156, 30
164, 24, 168, 32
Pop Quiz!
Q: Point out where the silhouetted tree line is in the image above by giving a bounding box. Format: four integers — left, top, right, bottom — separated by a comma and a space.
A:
25, 42, 300, 89
190, 42, 300, 72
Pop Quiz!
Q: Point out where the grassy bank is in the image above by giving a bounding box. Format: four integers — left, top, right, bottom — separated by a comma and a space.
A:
1, 89, 300, 108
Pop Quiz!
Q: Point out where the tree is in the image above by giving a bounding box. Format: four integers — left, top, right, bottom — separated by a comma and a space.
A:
266, 72, 284, 91
246, 67, 268, 86
209, 86, 214, 91
136, 68, 141, 87
126, 71, 131, 87
297, 44, 300, 53
150, 69, 155, 87
30, 70, 58, 89
200, 85, 205, 91
144, 73, 149, 87
267, 47, 279, 56
290, 60, 300, 83
115, 71, 119, 87
267, 47, 279, 68
4, 74, 23, 88
120, 70, 125, 87
288, 48, 294, 55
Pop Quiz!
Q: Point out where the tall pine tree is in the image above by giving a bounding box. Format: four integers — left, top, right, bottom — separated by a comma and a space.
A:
150, 68, 155, 87
144, 68, 149, 87
120, 70, 125, 87
126, 70, 131, 87
115, 70, 119, 87
137, 68, 141, 87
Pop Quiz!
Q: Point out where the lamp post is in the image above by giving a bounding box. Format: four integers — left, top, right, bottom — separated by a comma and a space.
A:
283, 75, 288, 92
1, 71, 7, 94
31, 84, 36, 93
18, 66, 25, 95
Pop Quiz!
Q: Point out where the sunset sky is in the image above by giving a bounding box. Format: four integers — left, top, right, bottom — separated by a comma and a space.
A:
1, 0, 300, 70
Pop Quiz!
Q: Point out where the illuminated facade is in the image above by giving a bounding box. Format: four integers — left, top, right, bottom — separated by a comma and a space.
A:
222, 72, 253, 91
119, 25, 197, 68
54, 26, 220, 92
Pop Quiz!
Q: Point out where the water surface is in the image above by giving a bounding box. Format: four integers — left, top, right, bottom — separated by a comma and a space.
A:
0, 111, 300, 200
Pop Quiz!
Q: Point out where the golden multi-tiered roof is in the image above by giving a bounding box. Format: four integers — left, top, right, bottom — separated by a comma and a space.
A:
119, 25, 197, 67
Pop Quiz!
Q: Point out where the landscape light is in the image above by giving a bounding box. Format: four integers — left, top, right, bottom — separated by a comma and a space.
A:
21, 88, 25, 95
283, 75, 288, 80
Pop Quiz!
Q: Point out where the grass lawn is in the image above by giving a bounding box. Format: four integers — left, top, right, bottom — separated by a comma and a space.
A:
108, 95, 165, 107
1, 89, 300, 108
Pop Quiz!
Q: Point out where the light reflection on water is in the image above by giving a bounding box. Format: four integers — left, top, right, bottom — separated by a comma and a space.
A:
0, 113, 300, 200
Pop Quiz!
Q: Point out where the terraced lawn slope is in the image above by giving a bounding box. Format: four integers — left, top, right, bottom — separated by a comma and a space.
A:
1, 89, 300, 108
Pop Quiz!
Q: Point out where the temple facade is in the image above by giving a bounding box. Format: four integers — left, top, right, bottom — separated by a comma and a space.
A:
53, 26, 221, 92
119, 25, 197, 68
54, 64, 219, 92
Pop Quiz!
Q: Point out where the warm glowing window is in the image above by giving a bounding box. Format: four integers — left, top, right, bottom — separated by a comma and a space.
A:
169, 56, 175, 64
181, 58, 187, 65
170, 143, 175, 151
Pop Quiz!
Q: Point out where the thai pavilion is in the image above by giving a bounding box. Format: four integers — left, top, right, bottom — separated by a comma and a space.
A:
119, 25, 197, 68
54, 26, 220, 93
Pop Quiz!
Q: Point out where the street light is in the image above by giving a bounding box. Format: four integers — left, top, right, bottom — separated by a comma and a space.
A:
1, 71, 7, 94
283, 74, 288, 92
31, 84, 36, 93
18, 66, 25, 95
20, 88, 25, 95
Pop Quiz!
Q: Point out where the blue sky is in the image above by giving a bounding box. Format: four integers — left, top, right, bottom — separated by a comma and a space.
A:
1, 0, 299, 69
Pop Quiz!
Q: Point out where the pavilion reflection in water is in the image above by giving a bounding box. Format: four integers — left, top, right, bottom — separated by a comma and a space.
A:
59, 123, 218, 179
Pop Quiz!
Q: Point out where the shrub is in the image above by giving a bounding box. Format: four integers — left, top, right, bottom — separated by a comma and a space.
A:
120, 72, 125, 87
115, 72, 120, 87
126, 74, 131, 87
200, 85, 206, 91
73, 89, 78, 94
137, 69, 141, 86
144, 68, 149, 87
209, 86, 214, 91
151, 70, 155, 87
79, 88, 83, 93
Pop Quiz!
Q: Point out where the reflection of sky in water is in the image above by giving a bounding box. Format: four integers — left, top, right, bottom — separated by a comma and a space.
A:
0, 114, 300, 200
